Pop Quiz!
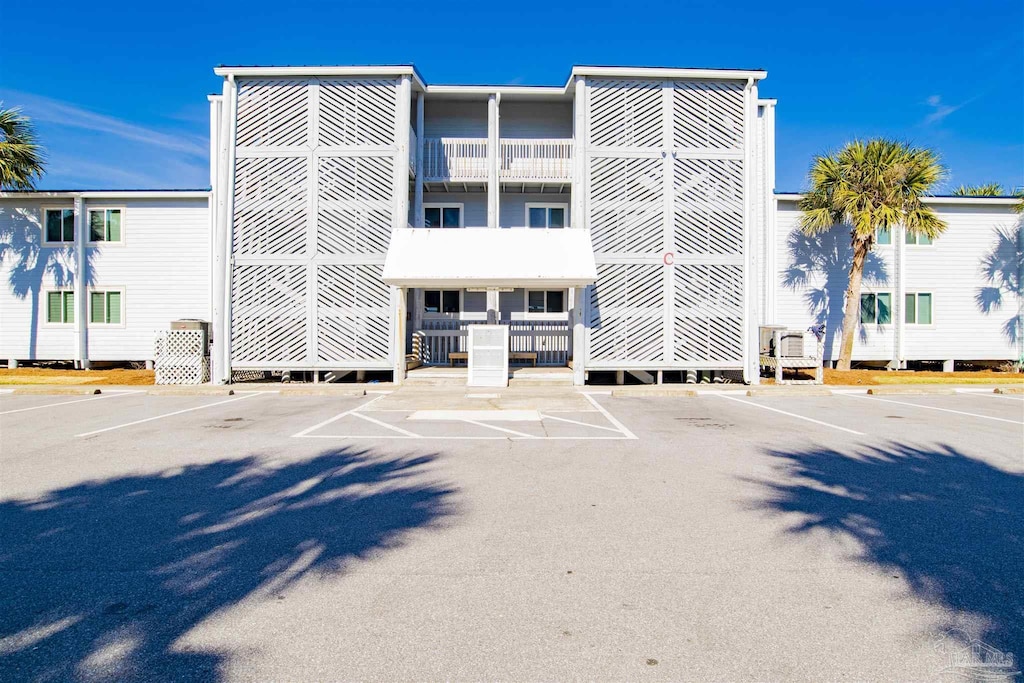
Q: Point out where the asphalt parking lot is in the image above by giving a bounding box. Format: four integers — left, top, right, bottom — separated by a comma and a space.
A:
1, 386, 1021, 681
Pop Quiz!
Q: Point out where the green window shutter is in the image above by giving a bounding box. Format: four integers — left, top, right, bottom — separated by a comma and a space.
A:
46, 211, 63, 242
917, 293, 932, 324
876, 293, 892, 324
106, 210, 121, 242
860, 293, 875, 324
106, 291, 121, 324
876, 227, 891, 245
47, 292, 62, 323
63, 210, 75, 242
63, 292, 75, 324
91, 292, 106, 323
905, 293, 916, 324
917, 233, 932, 245
89, 211, 105, 241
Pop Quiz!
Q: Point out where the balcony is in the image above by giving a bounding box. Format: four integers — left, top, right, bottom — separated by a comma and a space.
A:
420, 137, 573, 189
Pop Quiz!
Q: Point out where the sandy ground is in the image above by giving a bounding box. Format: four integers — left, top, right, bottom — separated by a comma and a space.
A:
0, 368, 155, 385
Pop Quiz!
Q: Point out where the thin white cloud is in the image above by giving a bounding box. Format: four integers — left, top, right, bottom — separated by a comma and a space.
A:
0, 89, 207, 158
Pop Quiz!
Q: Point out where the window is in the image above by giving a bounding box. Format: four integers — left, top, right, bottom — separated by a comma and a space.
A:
46, 291, 74, 324
44, 208, 75, 244
424, 204, 462, 228
860, 292, 891, 324
527, 290, 565, 313
89, 291, 123, 324
424, 290, 459, 314
526, 203, 567, 229
905, 231, 933, 245
905, 292, 933, 325
875, 227, 892, 245
89, 209, 122, 243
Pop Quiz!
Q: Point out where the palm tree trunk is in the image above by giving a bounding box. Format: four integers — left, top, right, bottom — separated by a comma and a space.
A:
837, 236, 870, 371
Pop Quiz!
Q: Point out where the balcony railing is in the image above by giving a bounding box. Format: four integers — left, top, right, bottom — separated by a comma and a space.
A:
421, 137, 573, 183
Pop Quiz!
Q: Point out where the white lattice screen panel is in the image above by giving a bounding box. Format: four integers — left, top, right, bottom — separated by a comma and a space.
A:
673, 158, 744, 255
155, 330, 210, 384
317, 155, 394, 254
316, 265, 391, 363
319, 79, 397, 147
236, 80, 309, 148
230, 76, 400, 370
585, 77, 749, 369
587, 263, 665, 363
233, 156, 309, 255
587, 80, 663, 148
588, 156, 663, 254
231, 264, 308, 366
673, 264, 743, 363
672, 81, 744, 150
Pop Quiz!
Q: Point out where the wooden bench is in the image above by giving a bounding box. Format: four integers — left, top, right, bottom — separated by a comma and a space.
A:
449, 351, 538, 367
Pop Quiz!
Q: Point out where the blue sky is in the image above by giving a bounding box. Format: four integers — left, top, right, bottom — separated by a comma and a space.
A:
1, 0, 1022, 193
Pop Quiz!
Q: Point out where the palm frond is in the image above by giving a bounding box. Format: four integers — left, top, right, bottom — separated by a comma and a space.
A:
0, 103, 46, 190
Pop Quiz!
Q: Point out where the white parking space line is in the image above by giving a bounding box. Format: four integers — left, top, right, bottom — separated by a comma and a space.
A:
538, 412, 624, 434
840, 394, 1024, 425
75, 392, 265, 437
290, 395, 386, 438
350, 411, 420, 437
583, 393, 638, 439
461, 420, 538, 439
713, 395, 866, 435
0, 390, 145, 416
957, 390, 1024, 402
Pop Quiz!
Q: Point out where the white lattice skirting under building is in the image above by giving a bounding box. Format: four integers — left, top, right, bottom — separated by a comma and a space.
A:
155, 330, 210, 384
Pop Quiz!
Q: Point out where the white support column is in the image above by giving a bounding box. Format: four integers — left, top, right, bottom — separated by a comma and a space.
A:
742, 78, 759, 385
487, 93, 500, 228
414, 91, 425, 226
392, 286, 407, 383
485, 289, 499, 324
208, 94, 223, 382
762, 101, 777, 324
572, 286, 586, 385
73, 195, 89, 369
572, 75, 586, 228
395, 75, 412, 230
217, 76, 238, 383
892, 223, 906, 370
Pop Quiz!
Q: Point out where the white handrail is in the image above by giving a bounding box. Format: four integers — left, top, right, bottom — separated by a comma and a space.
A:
408, 125, 417, 177
500, 138, 573, 181
423, 137, 489, 181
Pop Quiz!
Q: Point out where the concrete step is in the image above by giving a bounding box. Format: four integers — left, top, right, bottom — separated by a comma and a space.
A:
509, 377, 574, 387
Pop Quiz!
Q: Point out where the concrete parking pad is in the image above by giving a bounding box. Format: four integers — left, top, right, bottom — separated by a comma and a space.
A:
0, 390, 1020, 680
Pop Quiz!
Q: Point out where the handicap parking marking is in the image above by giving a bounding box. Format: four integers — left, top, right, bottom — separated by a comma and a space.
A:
75, 392, 267, 438
711, 394, 866, 435
840, 393, 1024, 425
291, 392, 637, 441
0, 390, 145, 416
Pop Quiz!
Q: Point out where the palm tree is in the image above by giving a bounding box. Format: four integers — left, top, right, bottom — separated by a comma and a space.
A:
0, 104, 45, 190
952, 183, 1005, 196
799, 139, 947, 371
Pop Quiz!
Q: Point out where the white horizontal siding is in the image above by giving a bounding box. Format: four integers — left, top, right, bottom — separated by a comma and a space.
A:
499, 102, 573, 139
0, 197, 210, 362
774, 199, 1020, 362
423, 99, 487, 138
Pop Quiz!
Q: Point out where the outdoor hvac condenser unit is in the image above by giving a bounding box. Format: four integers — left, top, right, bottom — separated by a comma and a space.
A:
467, 324, 509, 388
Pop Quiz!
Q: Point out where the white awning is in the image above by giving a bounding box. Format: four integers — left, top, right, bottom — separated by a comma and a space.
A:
382, 228, 597, 288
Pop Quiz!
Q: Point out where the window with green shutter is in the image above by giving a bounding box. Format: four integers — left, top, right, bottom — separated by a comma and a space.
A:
860, 292, 891, 325
88, 209, 122, 242
905, 231, 933, 246
905, 292, 933, 324
44, 209, 75, 243
88, 291, 123, 324
46, 291, 74, 323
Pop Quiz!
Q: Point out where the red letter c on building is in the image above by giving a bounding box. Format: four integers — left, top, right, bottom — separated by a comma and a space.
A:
663, 252, 675, 266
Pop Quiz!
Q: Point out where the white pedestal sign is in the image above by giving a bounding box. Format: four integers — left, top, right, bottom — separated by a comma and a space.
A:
467, 324, 509, 387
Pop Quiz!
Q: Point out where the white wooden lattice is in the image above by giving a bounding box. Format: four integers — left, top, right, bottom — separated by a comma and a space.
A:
155, 330, 210, 384
230, 76, 399, 369
585, 77, 747, 368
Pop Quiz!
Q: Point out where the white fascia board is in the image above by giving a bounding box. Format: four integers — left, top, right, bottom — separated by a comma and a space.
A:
775, 192, 1019, 207
0, 190, 210, 200
426, 85, 570, 98
567, 66, 768, 85
213, 65, 427, 90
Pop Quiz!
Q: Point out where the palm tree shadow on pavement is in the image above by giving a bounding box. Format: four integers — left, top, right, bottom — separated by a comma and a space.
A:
0, 449, 458, 681
747, 443, 1023, 658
